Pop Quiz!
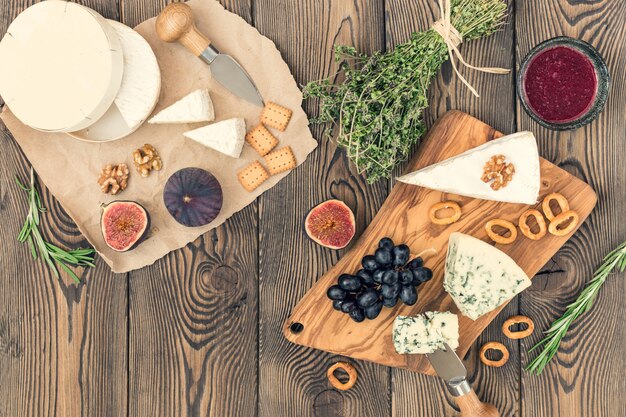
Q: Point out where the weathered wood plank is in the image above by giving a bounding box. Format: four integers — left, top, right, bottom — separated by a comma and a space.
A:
255, 1, 391, 416
120, 0, 253, 29
0, 1, 128, 416
384, 1, 518, 416
516, 1, 626, 416
127, 212, 258, 417
124, 1, 259, 417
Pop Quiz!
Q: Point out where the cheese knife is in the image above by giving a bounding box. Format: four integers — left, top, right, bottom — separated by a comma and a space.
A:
156, 3, 264, 107
426, 344, 500, 417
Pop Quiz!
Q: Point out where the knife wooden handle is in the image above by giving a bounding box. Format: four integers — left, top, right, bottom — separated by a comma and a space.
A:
156, 3, 210, 57
454, 389, 500, 417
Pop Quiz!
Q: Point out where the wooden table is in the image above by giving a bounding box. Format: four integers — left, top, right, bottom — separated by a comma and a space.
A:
0, 1, 624, 416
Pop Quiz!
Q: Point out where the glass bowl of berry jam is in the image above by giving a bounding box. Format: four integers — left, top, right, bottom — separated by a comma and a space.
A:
517, 36, 610, 130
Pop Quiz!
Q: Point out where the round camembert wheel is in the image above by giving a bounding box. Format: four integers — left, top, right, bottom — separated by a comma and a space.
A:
0, 1, 124, 132
70, 20, 162, 142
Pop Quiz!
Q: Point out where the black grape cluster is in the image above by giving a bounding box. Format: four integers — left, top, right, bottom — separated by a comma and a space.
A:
326, 237, 433, 322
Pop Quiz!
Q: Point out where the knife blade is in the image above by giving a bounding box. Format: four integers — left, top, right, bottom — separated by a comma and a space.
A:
426, 343, 467, 390
156, 3, 264, 107
200, 48, 264, 107
427, 344, 500, 417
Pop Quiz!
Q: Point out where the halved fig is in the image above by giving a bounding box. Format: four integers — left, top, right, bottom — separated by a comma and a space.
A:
305, 199, 356, 249
101, 201, 150, 252
163, 167, 223, 227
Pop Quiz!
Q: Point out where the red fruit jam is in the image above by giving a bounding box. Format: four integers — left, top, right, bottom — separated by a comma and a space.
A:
523, 46, 597, 123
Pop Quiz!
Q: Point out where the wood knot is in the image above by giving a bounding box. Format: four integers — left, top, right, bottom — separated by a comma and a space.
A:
313, 389, 344, 417
206, 264, 239, 294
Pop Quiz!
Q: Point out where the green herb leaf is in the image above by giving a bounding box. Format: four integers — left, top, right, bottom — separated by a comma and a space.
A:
525, 240, 626, 374
15, 167, 95, 285
303, 0, 507, 183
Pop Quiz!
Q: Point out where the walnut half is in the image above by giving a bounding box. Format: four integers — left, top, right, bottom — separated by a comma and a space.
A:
132, 144, 163, 177
481, 155, 515, 191
98, 163, 129, 195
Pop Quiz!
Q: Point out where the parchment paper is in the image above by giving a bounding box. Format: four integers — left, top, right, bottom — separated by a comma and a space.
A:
0, 0, 317, 273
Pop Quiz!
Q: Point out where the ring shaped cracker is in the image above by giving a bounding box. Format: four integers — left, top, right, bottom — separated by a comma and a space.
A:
327, 362, 357, 391
519, 209, 547, 240
429, 201, 462, 225
542, 192, 570, 221
502, 315, 535, 339
479, 342, 510, 368
485, 219, 518, 244
548, 210, 579, 236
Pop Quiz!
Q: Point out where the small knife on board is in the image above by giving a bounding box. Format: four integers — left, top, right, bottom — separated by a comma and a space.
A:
156, 3, 264, 107
426, 344, 500, 417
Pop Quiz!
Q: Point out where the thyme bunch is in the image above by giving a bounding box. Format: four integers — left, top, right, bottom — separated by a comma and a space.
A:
16, 168, 95, 284
303, 0, 507, 183
526, 239, 626, 374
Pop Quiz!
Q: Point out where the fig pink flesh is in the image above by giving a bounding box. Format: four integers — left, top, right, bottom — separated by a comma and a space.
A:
305, 200, 355, 249
102, 202, 147, 251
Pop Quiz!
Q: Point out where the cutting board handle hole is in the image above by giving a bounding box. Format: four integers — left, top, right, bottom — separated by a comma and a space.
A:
290, 322, 304, 334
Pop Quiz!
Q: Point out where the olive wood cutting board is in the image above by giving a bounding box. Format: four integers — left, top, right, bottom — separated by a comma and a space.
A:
283, 110, 597, 375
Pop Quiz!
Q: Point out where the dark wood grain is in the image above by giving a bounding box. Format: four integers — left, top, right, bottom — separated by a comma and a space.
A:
124, 1, 259, 417
254, 1, 391, 416
0, 0, 625, 416
384, 1, 520, 416
515, 1, 626, 417
0, 1, 127, 416
127, 210, 258, 417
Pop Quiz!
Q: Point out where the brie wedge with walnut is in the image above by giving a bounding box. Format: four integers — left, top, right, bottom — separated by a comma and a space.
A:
396, 131, 540, 205
444, 233, 531, 320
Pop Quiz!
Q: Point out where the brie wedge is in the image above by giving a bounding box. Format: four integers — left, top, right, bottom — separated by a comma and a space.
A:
184, 118, 246, 158
397, 131, 540, 204
148, 89, 214, 124
109, 20, 161, 129
393, 311, 459, 354
444, 233, 532, 320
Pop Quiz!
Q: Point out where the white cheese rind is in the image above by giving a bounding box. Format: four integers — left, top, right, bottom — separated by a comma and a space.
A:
393, 311, 459, 354
0, 1, 124, 132
109, 20, 161, 129
397, 132, 540, 205
148, 89, 214, 124
184, 118, 246, 158
444, 232, 532, 320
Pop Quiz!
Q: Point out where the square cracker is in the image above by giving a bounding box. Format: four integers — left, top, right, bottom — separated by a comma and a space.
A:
260, 102, 292, 131
246, 124, 279, 156
264, 146, 297, 175
237, 160, 270, 192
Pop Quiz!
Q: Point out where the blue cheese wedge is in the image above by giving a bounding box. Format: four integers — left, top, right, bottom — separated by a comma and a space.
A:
148, 89, 214, 124
396, 131, 540, 204
444, 233, 532, 320
393, 312, 459, 354
184, 118, 246, 158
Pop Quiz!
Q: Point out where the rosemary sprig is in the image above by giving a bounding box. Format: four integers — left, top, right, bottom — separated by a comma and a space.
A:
525, 239, 626, 374
16, 168, 95, 284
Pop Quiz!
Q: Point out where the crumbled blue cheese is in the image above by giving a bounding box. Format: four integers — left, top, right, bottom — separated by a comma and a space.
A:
444, 232, 531, 320
393, 311, 459, 354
